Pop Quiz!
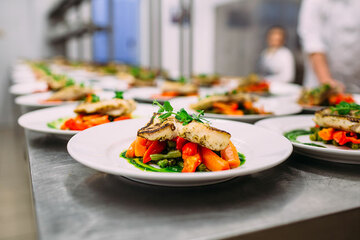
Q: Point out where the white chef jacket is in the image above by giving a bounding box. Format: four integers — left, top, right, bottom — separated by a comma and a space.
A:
298, 0, 360, 92
258, 47, 295, 83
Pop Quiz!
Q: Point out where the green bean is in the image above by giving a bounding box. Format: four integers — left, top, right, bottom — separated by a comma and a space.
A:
310, 127, 318, 133
351, 143, 359, 150
309, 134, 317, 141
158, 159, 169, 168
150, 150, 181, 161
197, 164, 207, 172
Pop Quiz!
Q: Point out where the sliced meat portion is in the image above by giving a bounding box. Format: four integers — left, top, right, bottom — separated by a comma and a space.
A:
48, 86, 93, 101
314, 108, 360, 134
161, 81, 198, 95
137, 114, 178, 141
176, 121, 231, 151
137, 113, 231, 151
74, 99, 136, 117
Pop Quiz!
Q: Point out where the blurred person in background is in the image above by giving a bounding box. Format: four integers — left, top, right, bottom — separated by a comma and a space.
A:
298, 0, 360, 93
257, 26, 295, 83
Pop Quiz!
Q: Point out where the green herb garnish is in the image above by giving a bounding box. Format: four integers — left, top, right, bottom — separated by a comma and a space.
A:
91, 94, 100, 103
330, 101, 360, 115
178, 76, 187, 83
153, 100, 208, 125
65, 78, 75, 87
114, 91, 124, 99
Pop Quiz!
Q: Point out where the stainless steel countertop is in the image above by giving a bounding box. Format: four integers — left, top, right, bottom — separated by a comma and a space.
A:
25, 131, 360, 240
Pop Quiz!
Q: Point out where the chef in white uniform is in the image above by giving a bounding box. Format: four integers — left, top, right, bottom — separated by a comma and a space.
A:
298, 0, 360, 93
258, 26, 295, 83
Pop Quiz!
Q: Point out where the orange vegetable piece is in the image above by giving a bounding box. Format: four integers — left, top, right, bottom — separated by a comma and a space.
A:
200, 147, 230, 171
182, 153, 202, 172
220, 141, 240, 168
113, 115, 131, 121
318, 128, 335, 141
126, 140, 137, 158
134, 137, 148, 157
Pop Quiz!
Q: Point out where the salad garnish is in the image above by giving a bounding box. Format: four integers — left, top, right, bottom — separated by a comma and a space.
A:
330, 102, 360, 115
114, 91, 124, 99
153, 100, 208, 125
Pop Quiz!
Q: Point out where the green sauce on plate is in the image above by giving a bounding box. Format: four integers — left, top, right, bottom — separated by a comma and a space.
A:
284, 129, 325, 148
120, 150, 246, 172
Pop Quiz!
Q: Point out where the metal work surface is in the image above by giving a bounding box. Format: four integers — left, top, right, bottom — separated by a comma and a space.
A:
26, 131, 360, 240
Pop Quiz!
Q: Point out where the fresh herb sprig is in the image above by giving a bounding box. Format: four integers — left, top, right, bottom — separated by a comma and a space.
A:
90, 94, 100, 103
330, 101, 360, 115
114, 91, 124, 99
153, 100, 208, 125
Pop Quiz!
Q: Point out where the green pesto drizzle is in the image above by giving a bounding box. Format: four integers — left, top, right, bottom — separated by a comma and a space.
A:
284, 129, 325, 148
120, 150, 246, 172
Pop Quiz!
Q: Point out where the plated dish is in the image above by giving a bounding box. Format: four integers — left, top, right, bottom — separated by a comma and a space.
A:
151, 79, 198, 100
170, 95, 302, 123
67, 103, 292, 186
255, 104, 360, 164
236, 74, 270, 95
190, 90, 271, 116
125, 86, 227, 104
18, 101, 156, 139
192, 74, 220, 86
123, 101, 244, 173
298, 84, 357, 111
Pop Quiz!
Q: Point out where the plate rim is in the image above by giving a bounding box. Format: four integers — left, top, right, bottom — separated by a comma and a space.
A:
67, 118, 293, 181
255, 114, 360, 157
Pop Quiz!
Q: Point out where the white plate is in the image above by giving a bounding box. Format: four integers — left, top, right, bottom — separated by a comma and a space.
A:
14, 90, 113, 108
124, 87, 228, 104
18, 103, 157, 140
300, 94, 360, 112
170, 96, 302, 123
67, 118, 293, 186
9, 82, 49, 96
15, 92, 78, 108
255, 115, 360, 164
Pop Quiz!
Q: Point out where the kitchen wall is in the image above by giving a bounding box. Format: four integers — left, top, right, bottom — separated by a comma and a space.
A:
0, 0, 58, 126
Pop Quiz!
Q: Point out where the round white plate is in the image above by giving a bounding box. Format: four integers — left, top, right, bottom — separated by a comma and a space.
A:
9, 82, 49, 96
255, 115, 360, 164
67, 118, 293, 186
15, 92, 77, 108
18, 103, 157, 140
170, 96, 302, 123
124, 87, 228, 104
14, 90, 113, 108
300, 94, 360, 112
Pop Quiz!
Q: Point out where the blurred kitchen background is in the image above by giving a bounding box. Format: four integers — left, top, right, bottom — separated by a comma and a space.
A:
0, 0, 303, 127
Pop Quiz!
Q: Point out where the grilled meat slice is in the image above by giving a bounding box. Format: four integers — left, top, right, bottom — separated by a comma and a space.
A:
47, 86, 93, 101
176, 121, 231, 151
314, 108, 360, 134
161, 81, 198, 95
190, 92, 258, 111
137, 114, 231, 151
137, 115, 178, 141
74, 99, 136, 117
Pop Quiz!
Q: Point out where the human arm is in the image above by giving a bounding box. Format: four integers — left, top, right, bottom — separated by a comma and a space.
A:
297, 0, 344, 91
